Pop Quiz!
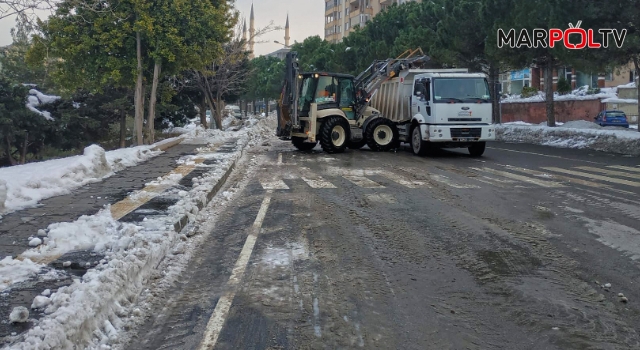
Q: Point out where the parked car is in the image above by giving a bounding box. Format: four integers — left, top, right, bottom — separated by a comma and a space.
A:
594, 110, 630, 128
225, 105, 243, 119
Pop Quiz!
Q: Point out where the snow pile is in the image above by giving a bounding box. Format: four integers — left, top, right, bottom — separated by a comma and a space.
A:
0, 144, 161, 214
0, 257, 44, 292
25, 89, 61, 121
497, 121, 640, 156
501, 85, 617, 104
6, 113, 277, 349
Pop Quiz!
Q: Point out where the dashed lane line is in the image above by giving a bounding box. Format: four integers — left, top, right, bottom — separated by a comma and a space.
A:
542, 167, 640, 187
471, 167, 565, 188
301, 176, 337, 189
198, 192, 272, 350
343, 175, 385, 188
607, 165, 640, 173
378, 170, 427, 188
260, 179, 290, 190
575, 166, 640, 180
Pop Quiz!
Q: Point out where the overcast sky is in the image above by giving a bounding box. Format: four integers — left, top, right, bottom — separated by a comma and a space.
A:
0, 1, 325, 55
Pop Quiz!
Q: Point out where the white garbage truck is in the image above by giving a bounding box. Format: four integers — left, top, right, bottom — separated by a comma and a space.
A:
368, 68, 496, 156
276, 49, 495, 157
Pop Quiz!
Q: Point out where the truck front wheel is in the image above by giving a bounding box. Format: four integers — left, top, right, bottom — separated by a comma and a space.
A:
365, 118, 399, 152
292, 137, 317, 151
319, 116, 349, 154
411, 126, 429, 156
468, 142, 486, 157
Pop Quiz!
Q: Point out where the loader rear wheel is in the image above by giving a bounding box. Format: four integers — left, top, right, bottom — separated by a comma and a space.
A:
319, 116, 349, 154
292, 137, 317, 151
411, 125, 429, 156
365, 118, 398, 152
468, 142, 486, 157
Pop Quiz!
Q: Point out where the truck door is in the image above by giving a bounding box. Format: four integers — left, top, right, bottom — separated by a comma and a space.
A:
411, 79, 430, 117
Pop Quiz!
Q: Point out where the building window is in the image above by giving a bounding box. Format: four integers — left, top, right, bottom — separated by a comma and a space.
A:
630, 70, 637, 83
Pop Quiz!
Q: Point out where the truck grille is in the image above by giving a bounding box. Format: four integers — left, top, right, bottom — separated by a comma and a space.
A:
451, 128, 482, 138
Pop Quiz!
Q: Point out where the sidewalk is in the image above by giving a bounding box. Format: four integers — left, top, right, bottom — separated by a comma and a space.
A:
0, 144, 201, 259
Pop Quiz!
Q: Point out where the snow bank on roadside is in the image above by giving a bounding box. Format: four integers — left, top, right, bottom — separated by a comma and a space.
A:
501, 85, 618, 104
5, 114, 276, 350
497, 120, 640, 156
0, 144, 162, 214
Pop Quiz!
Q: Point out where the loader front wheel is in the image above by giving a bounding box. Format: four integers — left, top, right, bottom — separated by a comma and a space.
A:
411, 125, 429, 156
365, 118, 398, 152
292, 137, 317, 151
319, 116, 349, 154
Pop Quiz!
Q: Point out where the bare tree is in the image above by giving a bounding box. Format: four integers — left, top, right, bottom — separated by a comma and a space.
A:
192, 21, 279, 129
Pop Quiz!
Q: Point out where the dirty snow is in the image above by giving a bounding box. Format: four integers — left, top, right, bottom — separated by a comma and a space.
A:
497, 120, 640, 156
5, 113, 276, 350
0, 257, 43, 292
0, 143, 164, 214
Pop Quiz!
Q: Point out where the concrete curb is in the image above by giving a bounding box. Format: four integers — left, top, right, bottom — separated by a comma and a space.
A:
172, 142, 247, 233
151, 136, 186, 152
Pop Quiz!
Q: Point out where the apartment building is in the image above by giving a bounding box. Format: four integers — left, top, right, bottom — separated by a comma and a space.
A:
324, 0, 419, 43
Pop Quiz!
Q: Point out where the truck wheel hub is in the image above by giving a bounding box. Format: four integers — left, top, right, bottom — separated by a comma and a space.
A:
374, 125, 393, 145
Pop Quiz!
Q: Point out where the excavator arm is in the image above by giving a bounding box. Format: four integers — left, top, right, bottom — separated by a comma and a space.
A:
354, 48, 430, 116
276, 51, 300, 139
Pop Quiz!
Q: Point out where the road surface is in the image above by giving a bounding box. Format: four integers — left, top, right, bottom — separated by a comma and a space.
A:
127, 141, 640, 350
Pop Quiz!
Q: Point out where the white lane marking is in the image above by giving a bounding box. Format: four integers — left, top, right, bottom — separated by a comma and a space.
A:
542, 167, 640, 187
607, 165, 640, 173
501, 165, 609, 189
486, 147, 605, 165
366, 193, 397, 203
277, 153, 283, 165
429, 174, 480, 189
378, 170, 427, 188
575, 166, 640, 180
260, 179, 289, 190
471, 167, 565, 188
199, 193, 273, 350
474, 176, 513, 188
343, 175, 385, 188
301, 176, 337, 189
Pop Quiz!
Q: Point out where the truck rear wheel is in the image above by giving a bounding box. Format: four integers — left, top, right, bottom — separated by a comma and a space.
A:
411, 125, 429, 156
292, 137, 317, 151
319, 116, 349, 154
468, 142, 486, 157
365, 118, 398, 152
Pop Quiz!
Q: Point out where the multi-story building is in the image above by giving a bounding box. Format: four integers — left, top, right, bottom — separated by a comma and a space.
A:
324, 0, 420, 43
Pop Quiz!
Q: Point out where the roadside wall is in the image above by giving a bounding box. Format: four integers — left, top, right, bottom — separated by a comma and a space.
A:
500, 99, 604, 124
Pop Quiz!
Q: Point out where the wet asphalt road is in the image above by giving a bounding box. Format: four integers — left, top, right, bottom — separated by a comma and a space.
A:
128, 141, 640, 350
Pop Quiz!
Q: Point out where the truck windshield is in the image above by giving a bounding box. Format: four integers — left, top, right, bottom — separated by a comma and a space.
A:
433, 78, 491, 103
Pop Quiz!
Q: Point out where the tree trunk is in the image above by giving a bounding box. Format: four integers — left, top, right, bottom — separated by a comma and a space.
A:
634, 57, 640, 132
205, 93, 217, 130
19, 133, 28, 165
134, 31, 144, 146
199, 95, 208, 129
147, 60, 162, 144
544, 62, 555, 127
119, 110, 127, 148
488, 64, 501, 124
215, 93, 224, 130
5, 137, 16, 166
